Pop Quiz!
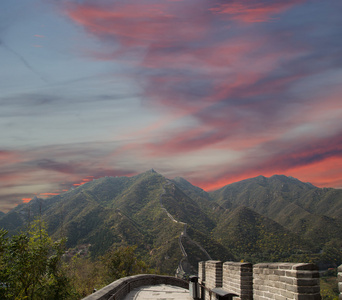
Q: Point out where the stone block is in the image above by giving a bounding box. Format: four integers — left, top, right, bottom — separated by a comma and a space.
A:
292, 271, 320, 279
274, 295, 287, 300
278, 263, 293, 270
269, 275, 280, 281
280, 289, 294, 298
264, 292, 275, 299
294, 294, 321, 300
274, 270, 285, 276
296, 286, 320, 294
274, 281, 286, 290
337, 264, 342, 272
293, 263, 319, 271
284, 277, 294, 285
255, 263, 269, 269
295, 278, 320, 287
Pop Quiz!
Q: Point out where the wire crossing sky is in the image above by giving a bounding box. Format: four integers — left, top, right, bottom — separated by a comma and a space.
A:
1, 0, 342, 212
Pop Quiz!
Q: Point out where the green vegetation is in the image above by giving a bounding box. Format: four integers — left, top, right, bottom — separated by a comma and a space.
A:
0, 220, 77, 300
0, 220, 156, 299
101, 245, 154, 282
0, 171, 341, 282
320, 269, 339, 300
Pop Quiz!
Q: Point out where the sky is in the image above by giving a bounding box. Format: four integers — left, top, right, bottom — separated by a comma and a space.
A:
1, 0, 342, 212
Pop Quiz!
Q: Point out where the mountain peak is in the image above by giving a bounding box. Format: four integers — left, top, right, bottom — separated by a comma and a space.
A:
143, 168, 158, 174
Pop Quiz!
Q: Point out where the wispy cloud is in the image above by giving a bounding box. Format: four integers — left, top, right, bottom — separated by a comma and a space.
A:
0, 39, 48, 83
0, 0, 341, 212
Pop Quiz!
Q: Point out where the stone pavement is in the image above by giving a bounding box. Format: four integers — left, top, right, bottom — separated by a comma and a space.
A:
123, 284, 192, 300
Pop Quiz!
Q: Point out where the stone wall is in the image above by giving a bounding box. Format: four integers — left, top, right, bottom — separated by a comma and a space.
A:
203, 260, 223, 299
223, 262, 253, 300
253, 263, 320, 300
199, 261, 321, 300
338, 265, 342, 300
82, 274, 188, 300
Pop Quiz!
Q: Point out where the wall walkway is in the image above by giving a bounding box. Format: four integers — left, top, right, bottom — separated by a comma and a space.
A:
82, 274, 188, 300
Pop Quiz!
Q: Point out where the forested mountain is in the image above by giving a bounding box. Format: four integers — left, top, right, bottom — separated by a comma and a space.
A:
0, 171, 341, 274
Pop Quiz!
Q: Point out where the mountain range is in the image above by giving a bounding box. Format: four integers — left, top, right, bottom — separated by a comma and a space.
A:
0, 170, 341, 274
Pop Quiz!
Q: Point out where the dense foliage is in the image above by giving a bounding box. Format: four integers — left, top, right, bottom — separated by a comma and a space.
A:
0, 221, 156, 299
0, 220, 77, 300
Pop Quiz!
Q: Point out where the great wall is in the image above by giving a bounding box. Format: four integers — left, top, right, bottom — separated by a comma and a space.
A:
83, 262, 342, 300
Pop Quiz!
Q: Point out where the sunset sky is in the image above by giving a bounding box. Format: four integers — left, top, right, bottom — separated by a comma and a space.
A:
1, 0, 342, 212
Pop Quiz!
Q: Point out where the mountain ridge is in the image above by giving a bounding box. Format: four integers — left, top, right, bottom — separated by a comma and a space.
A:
0, 171, 341, 273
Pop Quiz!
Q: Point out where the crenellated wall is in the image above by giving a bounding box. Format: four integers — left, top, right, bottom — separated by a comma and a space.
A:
203, 261, 223, 299
223, 262, 253, 300
253, 263, 320, 300
338, 265, 342, 300
198, 261, 322, 300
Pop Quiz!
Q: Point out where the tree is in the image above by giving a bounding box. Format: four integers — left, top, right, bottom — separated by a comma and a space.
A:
101, 245, 153, 283
0, 219, 78, 299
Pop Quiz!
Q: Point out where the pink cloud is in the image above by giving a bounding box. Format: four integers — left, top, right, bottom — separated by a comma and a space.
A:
210, 0, 305, 23
65, 1, 207, 49
51, 0, 342, 196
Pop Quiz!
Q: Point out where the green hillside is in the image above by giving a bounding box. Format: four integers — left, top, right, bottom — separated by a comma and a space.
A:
1, 171, 341, 274
210, 175, 342, 267
212, 205, 311, 262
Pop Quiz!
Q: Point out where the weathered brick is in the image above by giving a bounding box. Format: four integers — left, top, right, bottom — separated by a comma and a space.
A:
274, 294, 286, 300
296, 286, 320, 294
280, 289, 294, 298
269, 275, 280, 281
264, 292, 275, 299
295, 278, 320, 287
274, 281, 286, 290
294, 293, 321, 300
293, 271, 320, 279
284, 277, 294, 285
274, 270, 285, 276
293, 263, 319, 271
278, 263, 293, 270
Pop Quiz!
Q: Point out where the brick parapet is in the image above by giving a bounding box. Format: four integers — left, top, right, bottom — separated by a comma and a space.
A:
81, 274, 188, 300
205, 260, 223, 289
203, 260, 223, 300
338, 265, 342, 300
223, 262, 253, 300
199, 261, 206, 283
253, 263, 320, 300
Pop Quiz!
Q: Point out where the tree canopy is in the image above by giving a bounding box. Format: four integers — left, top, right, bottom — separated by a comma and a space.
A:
0, 220, 77, 300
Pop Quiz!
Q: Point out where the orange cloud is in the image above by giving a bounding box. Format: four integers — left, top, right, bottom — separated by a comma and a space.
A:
39, 192, 60, 197
22, 198, 32, 203
72, 176, 95, 186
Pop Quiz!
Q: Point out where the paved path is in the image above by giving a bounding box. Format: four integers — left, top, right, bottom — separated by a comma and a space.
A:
123, 284, 192, 300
